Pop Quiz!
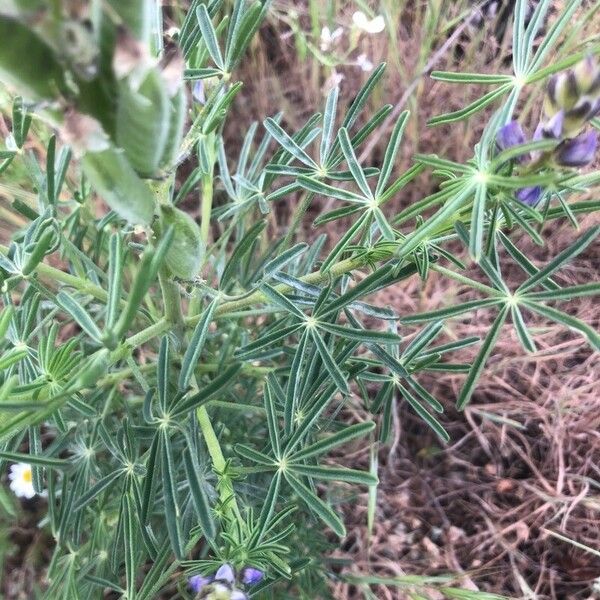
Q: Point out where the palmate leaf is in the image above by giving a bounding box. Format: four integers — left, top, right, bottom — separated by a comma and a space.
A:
178, 299, 217, 392
320, 86, 339, 164
457, 306, 509, 410
517, 226, 600, 293
160, 428, 185, 559
289, 421, 375, 462
196, 4, 224, 69
182, 447, 215, 540
284, 473, 345, 537
310, 328, 349, 395
287, 464, 377, 486
522, 300, 600, 351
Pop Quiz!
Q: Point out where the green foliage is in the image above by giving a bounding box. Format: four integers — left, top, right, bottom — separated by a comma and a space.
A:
0, 0, 598, 598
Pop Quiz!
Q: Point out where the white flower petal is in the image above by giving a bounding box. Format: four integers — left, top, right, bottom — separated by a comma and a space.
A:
356, 54, 374, 72
352, 11, 369, 30
353, 11, 385, 34
8, 463, 39, 499
366, 15, 385, 34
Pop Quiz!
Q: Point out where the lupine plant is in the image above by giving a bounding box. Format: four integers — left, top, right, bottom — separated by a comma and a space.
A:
0, 0, 599, 598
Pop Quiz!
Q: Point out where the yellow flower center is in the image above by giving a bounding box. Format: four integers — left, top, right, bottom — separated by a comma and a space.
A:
22, 468, 32, 483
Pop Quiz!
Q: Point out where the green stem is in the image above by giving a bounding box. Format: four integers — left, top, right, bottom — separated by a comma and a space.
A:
196, 404, 244, 525
200, 172, 214, 248
282, 191, 314, 250
430, 264, 504, 297
158, 267, 184, 333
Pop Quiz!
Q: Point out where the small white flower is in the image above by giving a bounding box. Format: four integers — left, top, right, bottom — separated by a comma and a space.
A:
352, 11, 385, 34
320, 25, 344, 52
355, 53, 374, 72
8, 463, 36, 499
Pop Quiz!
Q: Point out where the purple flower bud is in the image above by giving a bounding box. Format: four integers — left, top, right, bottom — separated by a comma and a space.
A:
516, 186, 543, 207
189, 574, 212, 593
541, 110, 564, 139
192, 80, 206, 105
215, 563, 235, 584
496, 121, 526, 150
241, 567, 264, 585
556, 131, 598, 167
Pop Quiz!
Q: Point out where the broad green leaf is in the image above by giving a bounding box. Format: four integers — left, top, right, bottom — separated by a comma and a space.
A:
375, 110, 409, 203
457, 306, 509, 410
255, 471, 281, 544
0, 347, 27, 371
0, 450, 69, 469
320, 86, 339, 164
338, 127, 372, 199
524, 282, 600, 301
469, 182, 487, 262
179, 300, 217, 391
428, 85, 510, 126
105, 233, 123, 331
296, 175, 366, 204
401, 298, 501, 324
285, 473, 345, 537
172, 363, 242, 417
310, 329, 349, 395
220, 220, 266, 287
518, 227, 599, 293
317, 322, 401, 345
196, 4, 224, 69
522, 300, 600, 350
288, 464, 378, 486
74, 470, 123, 512
290, 421, 375, 461
430, 72, 514, 84
160, 429, 184, 559
264, 118, 318, 168
183, 449, 216, 540
400, 384, 448, 442
56, 292, 102, 343
122, 491, 138, 600
511, 304, 537, 353
264, 382, 281, 457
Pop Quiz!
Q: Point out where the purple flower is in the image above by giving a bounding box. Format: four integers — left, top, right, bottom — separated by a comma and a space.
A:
192, 80, 206, 105
241, 567, 264, 585
189, 574, 212, 593
516, 186, 543, 206
214, 563, 235, 584
556, 131, 598, 167
496, 121, 526, 150
496, 121, 530, 163
541, 110, 564, 139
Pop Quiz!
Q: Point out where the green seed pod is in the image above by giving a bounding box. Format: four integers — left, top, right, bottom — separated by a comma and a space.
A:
116, 67, 170, 176
82, 147, 156, 224
72, 349, 109, 390
106, 0, 154, 45
160, 86, 187, 170
159, 204, 203, 279
0, 15, 66, 101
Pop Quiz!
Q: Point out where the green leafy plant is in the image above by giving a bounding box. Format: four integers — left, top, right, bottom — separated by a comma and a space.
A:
0, 0, 598, 598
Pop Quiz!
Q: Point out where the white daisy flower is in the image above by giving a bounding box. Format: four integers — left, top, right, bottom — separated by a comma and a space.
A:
355, 53, 374, 72
352, 11, 385, 34
320, 25, 344, 52
8, 462, 36, 499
